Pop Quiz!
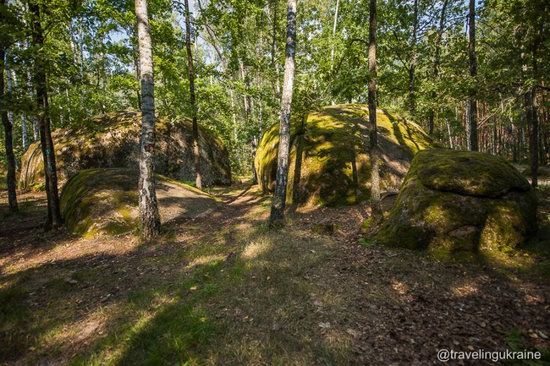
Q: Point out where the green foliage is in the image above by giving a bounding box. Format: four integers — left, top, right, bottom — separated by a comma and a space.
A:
0, 0, 549, 175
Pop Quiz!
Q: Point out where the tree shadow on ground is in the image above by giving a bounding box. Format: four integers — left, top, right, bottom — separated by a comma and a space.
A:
1, 188, 549, 365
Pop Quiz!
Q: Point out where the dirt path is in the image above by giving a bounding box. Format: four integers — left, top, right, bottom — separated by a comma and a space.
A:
0, 186, 549, 365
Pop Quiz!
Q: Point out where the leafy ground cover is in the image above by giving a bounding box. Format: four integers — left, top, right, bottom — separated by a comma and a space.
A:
0, 183, 549, 365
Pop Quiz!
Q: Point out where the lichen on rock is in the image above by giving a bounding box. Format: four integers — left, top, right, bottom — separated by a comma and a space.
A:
254, 104, 433, 206
60, 168, 218, 238
20, 111, 231, 191
372, 148, 537, 254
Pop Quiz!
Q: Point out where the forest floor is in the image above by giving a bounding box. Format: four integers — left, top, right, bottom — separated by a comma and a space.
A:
1, 182, 550, 365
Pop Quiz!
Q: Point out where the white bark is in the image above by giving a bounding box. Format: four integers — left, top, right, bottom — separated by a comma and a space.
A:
330, 0, 340, 68
270, 0, 297, 225
135, 0, 161, 238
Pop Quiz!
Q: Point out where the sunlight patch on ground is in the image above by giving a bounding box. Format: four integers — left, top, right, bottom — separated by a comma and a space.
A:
104, 311, 159, 364
523, 292, 545, 304
450, 282, 479, 297
241, 240, 272, 260
35, 303, 118, 359
390, 279, 410, 295
186, 254, 226, 269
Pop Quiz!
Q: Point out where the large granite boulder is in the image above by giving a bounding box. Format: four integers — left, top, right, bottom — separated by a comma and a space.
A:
60, 168, 219, 237
373, 149, 537, 253
19, 112, 231, 190
255, 104, 433, 206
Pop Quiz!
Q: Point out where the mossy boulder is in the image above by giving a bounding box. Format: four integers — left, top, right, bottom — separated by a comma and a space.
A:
373, 149, 537, 254
255, 104, 433, 206
20, 112, 231, 190
60, 168, 218, 237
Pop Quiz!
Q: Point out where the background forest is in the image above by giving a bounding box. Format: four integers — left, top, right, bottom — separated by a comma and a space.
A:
1, 0, 548, 178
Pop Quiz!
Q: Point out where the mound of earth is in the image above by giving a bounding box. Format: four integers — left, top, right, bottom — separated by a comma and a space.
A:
255, 104, 433, 206
60, 168, 218, 237
372, 149, 537, 253
20, 112, 231, 190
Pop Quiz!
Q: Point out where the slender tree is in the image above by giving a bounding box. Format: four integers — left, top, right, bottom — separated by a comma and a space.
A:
408, 0, 418, 115
30, 1, 62, 228
427, 0, 449, 135
523, 1, 544, 188
135, 0, 161, 238
467, 0, 478, 151
269, 0, 297, 226
183, 0, 202, 189
330, 0, 340, 69
368, 0, 380, 214
0, 8, 18, 213
271, 0, 281, 96
525, 46, 540, 188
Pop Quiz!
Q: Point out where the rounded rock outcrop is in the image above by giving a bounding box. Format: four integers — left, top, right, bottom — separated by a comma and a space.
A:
372, 149, 537, 253
20, 112, 231, 190
60, 168, 219, 237
255, 104, 433, 206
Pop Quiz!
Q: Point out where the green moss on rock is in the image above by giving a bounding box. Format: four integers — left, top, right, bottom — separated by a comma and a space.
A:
60, 168, 218, 238
20, 112, 231, 191
415, 149, 530, 197
255, 104, 434, 206
372, 148, 537, 254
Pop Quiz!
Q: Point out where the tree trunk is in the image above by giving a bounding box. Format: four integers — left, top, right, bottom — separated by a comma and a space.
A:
467, 0, 478, 151
330, 0, 340, 69
183, 0, 203, 189
5, 55, 15, 128
21, 113, 28, 151
269, 0, 297, 226
0, 39, 18, 213
291, 114, 306, 206
428, 0, 449, 136
446, 117, 453, 148
135, 0, 161, 238
251, 135, 258, 184
271, 0, 281, 97
25, 67, 39, 140
408, 0, 418, 115
30, 1, 62, 228
368, 0, 380, 213
133, 23, 142, 110
526, 90, 539, 189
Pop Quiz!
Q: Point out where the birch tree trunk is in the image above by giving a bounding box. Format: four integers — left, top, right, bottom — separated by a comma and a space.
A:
21, 113, 28, 151
269, 0, 297, 226
330, 0, 340, 68
407, 0, 418, 115
26, 67, 39, 140
368, 0, 381, 214
271, 0, 281, 97
467, 0, 478, 151
135, 0, 161, 238
30, 0, 62, 228
0, 27, 18, 212
184, 0, 203, 189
